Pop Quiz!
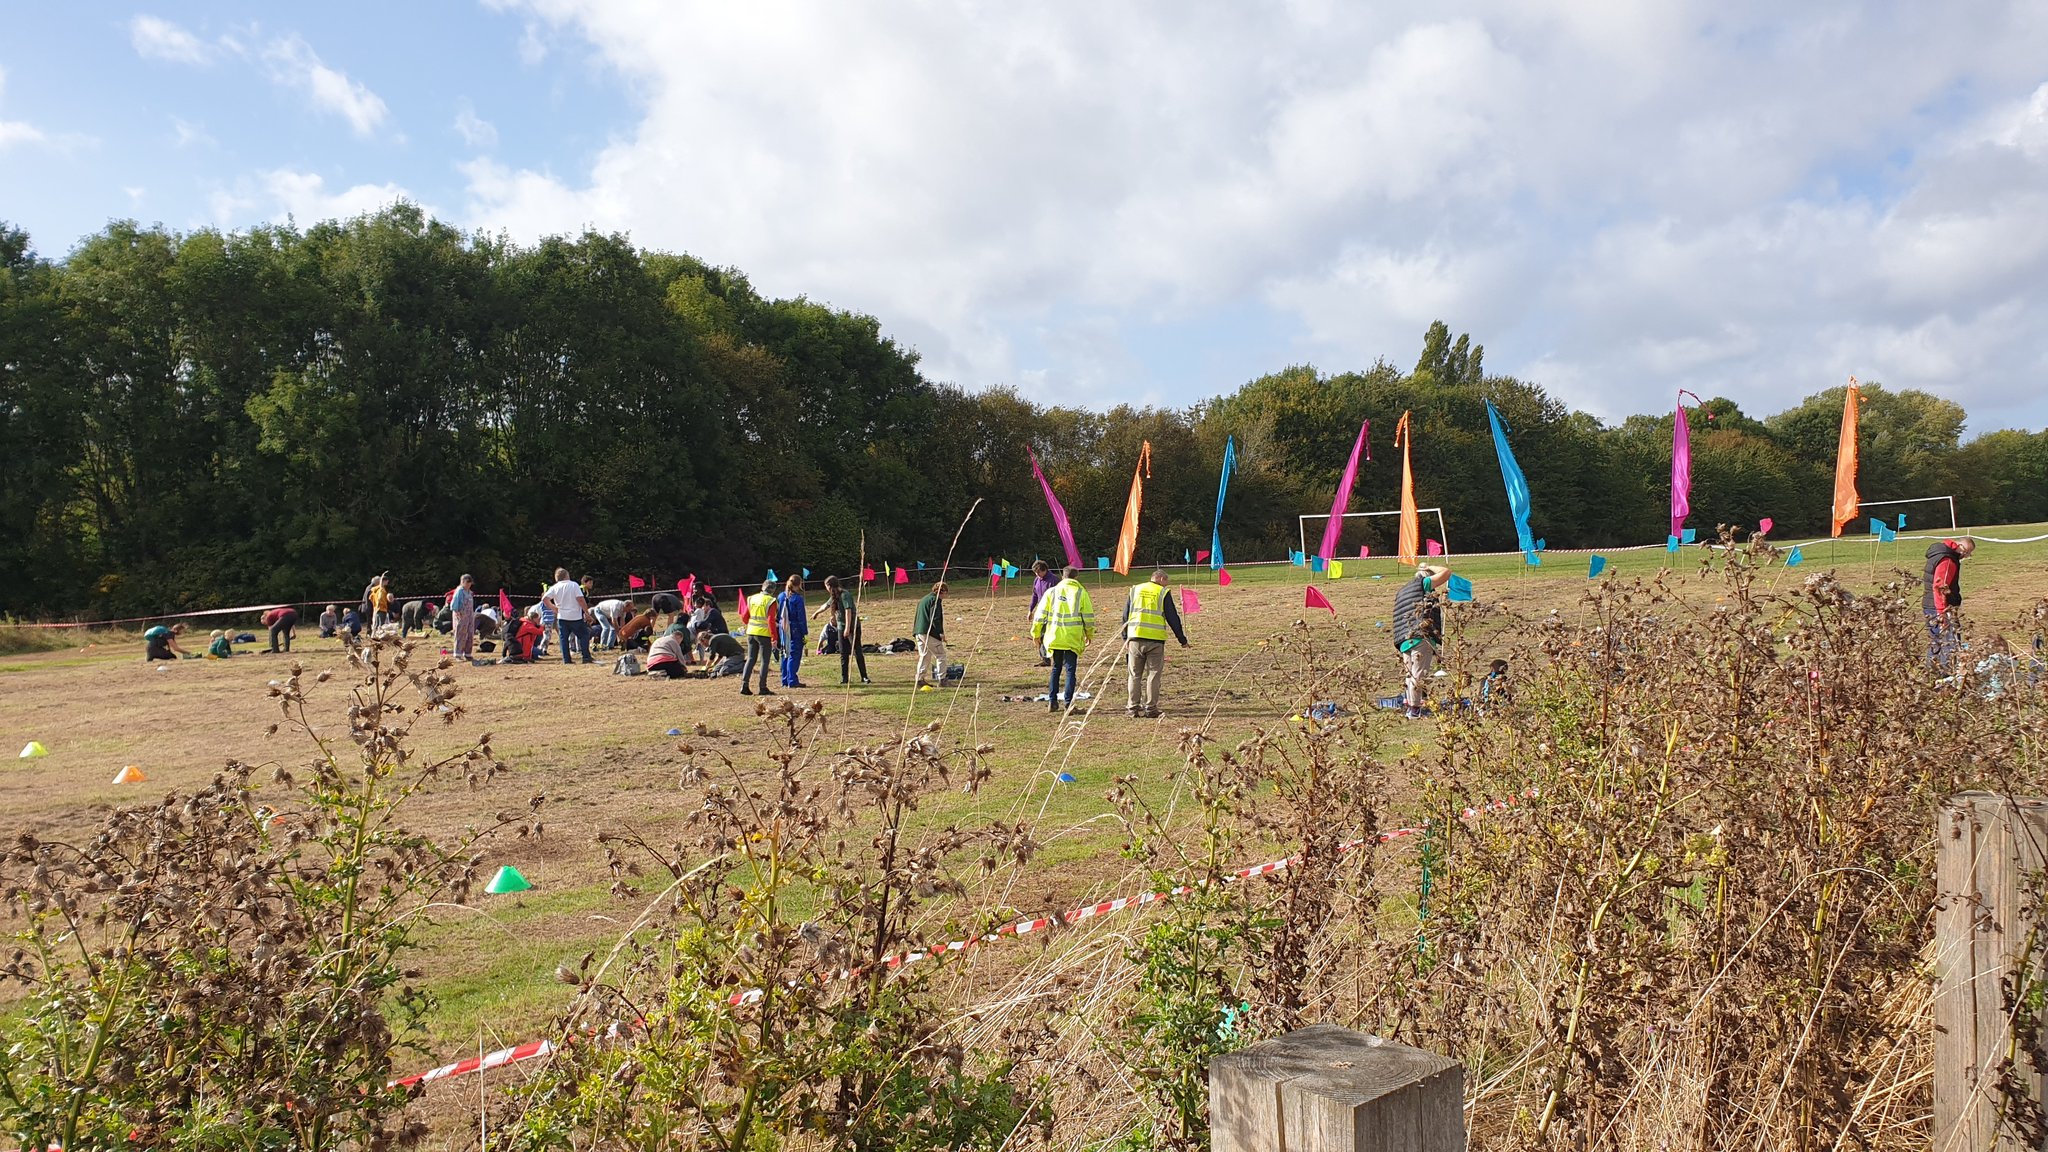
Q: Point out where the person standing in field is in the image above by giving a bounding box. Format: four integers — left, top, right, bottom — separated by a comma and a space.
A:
740, 579, 778, 695
1027, 560, 1054, 667
545, 567, 593, 664
1032, 566, 1094, 713
1121, 568, 1188, 718
1924, 537, 1975, 671
913, 581, 949, 689
450, 573, 477, 662
368, 576, 395, 632
262, 605, 298, 653
1392, 562, 1451, 719
775, 575, 809, 688
814, 574, 869, 685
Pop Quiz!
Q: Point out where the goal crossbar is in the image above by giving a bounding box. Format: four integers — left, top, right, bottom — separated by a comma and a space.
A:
1298, 508, 1452, 560
1851, 496, 1957, 532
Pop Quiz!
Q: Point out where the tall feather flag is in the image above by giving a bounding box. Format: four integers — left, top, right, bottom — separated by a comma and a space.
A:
1671, 390, 1701, 540
1485, 400, 1536, 555
1210, 435, 1236, 570
1394, 412, 1420, 565
1832, 378, 1861, 538
1112, 441, 1153, 575
1027, 447, 1085, 570
1318, 421, 1370, 566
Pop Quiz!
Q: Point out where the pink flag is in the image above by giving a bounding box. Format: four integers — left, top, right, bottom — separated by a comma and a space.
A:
861, 565, 876, 583
1195, 549, 1210, 563
1305, 585, 1335, 614
1218, 569, 1233, 587
894, 567, 910, 585
1318, 421, 1371, 566
1358, 544, 1370, 558
1671, 390, 1700, 539
498, 589, 514, 618
1181, 588, 1202, 614
679, 575, 696, 604
1027, 447, 1085, 570
1758, 517, 1774, 536
628, 574, 646, 590
1426, 539, 1443, 557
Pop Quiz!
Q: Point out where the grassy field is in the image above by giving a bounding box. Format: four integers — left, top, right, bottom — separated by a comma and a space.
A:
3, 524, 2044, 1127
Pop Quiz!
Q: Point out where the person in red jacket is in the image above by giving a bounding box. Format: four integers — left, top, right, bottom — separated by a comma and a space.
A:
507, 614, 545, 663
1923, 537, 1975, 671
262, 606, 298, 653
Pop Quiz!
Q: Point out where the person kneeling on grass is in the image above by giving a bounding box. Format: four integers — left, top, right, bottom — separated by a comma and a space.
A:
647, 623, 690, 678
206, 629, 235, 659
144, 622, 190, 661
698, 629, 746, 678
318, 604, 339, 638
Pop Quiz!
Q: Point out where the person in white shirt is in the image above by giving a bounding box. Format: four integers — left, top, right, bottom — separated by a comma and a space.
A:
594, 597, 629, 649
544, 567, 593, 664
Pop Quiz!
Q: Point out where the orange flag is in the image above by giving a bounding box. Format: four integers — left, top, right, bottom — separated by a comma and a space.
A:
1831, 379, 1861, 538
1112, 440, 1152, 575
1394, 412, 1420, 565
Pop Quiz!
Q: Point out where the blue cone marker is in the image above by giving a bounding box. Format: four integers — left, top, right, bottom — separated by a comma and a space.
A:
1057, 772, 1076, 783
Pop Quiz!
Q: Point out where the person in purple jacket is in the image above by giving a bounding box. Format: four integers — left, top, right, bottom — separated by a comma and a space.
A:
1027, 559, 1054, 667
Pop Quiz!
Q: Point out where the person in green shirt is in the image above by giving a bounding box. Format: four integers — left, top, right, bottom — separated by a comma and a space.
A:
206, 629, 235, 659
144, 623, 189, 661
912, 581, 948, 688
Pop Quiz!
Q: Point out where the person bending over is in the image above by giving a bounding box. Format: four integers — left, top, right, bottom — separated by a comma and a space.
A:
262, 606, 298, 653
144, 623, 190, 661
646, 623, 691, 678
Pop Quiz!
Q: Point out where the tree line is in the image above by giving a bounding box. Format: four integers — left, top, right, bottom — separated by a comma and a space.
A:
3, 206, 2044, 617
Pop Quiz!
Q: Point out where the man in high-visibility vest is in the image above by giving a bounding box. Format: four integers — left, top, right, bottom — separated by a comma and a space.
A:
1121, 568, 1188, 718
739, 579, 779, 696
1031, 566, 1095, 713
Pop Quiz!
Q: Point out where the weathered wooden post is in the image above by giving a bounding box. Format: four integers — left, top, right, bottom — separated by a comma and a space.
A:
1210, 1023, 1463, 1152
1935, 792, 2048, 1151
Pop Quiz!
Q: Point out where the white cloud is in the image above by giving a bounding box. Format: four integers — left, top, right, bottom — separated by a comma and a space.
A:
458, 1, 2048, 425
170, 117, 214, 148
129, 15, 215, 65
454, 100, 498, 149
212, 169, 418, 227
0, 66, 45, 150
262, 35, 388, 137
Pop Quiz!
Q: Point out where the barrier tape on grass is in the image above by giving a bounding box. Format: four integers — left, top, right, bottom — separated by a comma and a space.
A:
388, 786, 1538, 1091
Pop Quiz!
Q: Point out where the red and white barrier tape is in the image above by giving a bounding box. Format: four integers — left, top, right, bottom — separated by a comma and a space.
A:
389, 786, 1537, 1090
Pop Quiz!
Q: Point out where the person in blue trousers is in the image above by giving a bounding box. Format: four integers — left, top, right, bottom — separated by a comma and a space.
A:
775, 575, 810, 688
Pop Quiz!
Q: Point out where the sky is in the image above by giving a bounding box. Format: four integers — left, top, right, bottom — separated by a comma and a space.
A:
3, 2, 2047, 431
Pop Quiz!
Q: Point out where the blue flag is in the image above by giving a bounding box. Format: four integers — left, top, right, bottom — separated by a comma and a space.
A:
1787, 546, 1805, 566
1667, 535, 1681, 552
1869, 517, 1884, 536
802, 567, 810, 579
1878, 523, 1897, 543
1485, 401, 1536, 555
1447, 574, 1474, 602
1588, 555, 1607, 579
1311, 555, 1327, 573
1898, 513, 1907, 529
1681, 528, 1697, 544
1290, 550, 1305, 566
1525, 551, 1541, 567
766, 568, 779, 582
1211, 435, 1236, 570
1535, 538, 1546, 551
1184, 549, 1191, 563
1097, 557, 1110, 570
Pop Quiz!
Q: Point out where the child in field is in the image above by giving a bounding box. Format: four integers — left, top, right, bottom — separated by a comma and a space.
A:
206, 629, 235, 658
1480, 659, 1513, 708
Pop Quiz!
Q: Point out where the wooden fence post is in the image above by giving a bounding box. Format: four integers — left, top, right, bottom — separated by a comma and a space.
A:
1209, 1023, 1463, 1152
1935, 792, 2048, 1151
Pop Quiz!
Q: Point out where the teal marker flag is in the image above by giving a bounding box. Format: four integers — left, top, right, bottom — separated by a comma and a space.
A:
1787, 546, 1805, 566
1447, 574, 1474, 602
1485, 401, 1536, 555
1211, 435, 1235, 570
1588, 555, 1607, 579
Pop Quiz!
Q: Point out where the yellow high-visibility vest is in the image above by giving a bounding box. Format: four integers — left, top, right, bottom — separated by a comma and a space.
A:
1125, 581, 1169, 641
744, 592, 776, 638
1031, 579, 1095, 652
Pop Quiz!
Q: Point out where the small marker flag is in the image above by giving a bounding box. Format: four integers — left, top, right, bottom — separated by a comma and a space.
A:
1681, 528, 1697, 544
1359, 544, 1370, 558
894, 567, 910, 585
1005, 564, 1019, 579
862, 566, 876, 583
1218, 569, 1233, 586
1588, 555, 1607, 579
1310, 555, 1327, 573
486, 866, 533, 895
499, 589, 514, 618
1184, 549, 1191, 563
1878, 522, 1897, 543
1305, 585, 1336, 614
1328, 560, 1344, 579
1181, 589, 1202, 614
1759, 517, 1774, 536
802, 568, 810, 579
1535, 538, 1546, 551
1447, 575, 1474, 603
917, 562, 926, 569
1869, 517, 1884, 536
1290, 550, 1305, 566
1667, 535, 1681, 552
680, 576, 697, 604
1426, 539, 1443, 557
1787, 546, 1805, 566
628, 574, 646, 590
1196, 549, 1211, 563
1097, 557, 1111, 570
1898, 513, 1907, 529
1057, 772, 1077, 784
766, 568, 778, 582
112, 765, 145, 783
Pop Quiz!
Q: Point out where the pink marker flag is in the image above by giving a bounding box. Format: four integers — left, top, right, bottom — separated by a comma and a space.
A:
1027, 447, 1085, 570
1758, 517, 1774, 536
1359, 544, 1371, 558
1181, 588, 1202, 614
894, 567, 910, 585
628, 574, 646, 590
678, 575, 697, 604
1671, 390, 1701, 539
861, 565, 876, 583
498, 589, 514, 618
1218, 569, 1233, 587
1196, 549, 1211, 563
1319, 421, 1371, 566
1426, 539, 1443, 557
1305, 585, 1336, 614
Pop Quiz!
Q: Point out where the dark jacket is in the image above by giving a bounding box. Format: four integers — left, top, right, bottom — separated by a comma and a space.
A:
913, 592, 944, 640
1923, 541, 1964, 614
1392, 573, 1436, 650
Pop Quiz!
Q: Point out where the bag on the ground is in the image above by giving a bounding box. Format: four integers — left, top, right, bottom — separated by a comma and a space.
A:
944, 662, 965, 683
612, 653, 642, 676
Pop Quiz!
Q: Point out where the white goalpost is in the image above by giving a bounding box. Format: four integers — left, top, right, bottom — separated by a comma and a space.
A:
1853, 496, 1957, 533
1298, 508, 1452, 561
